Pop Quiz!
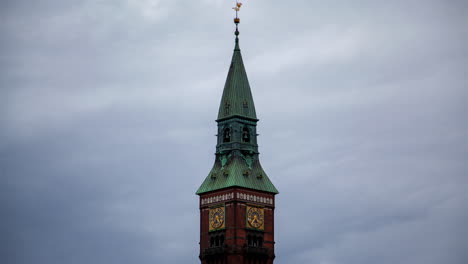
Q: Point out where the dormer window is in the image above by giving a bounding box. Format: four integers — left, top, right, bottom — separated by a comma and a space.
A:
223, 128, 231, 143
243, 100, 249, 115
242, 127, 250, 143
224, 102, 231, 115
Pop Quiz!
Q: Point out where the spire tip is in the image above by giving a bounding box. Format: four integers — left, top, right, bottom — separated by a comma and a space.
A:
232, 1, 243, 39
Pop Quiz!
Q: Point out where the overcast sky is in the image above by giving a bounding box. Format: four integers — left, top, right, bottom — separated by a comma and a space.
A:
1, 0, 467, 263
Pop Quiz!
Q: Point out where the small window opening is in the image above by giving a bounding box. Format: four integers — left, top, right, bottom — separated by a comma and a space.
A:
247, 234, 264, 248
223, 128, 231, 143
210, 234, 225, 248
242, 127, 250, 143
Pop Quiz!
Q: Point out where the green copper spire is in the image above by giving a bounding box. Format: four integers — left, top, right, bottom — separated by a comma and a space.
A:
217, 33, 257, 121
196, 20, 278, 195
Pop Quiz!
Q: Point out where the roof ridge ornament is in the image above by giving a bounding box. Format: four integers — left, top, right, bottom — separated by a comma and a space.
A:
232, 1, 243, 40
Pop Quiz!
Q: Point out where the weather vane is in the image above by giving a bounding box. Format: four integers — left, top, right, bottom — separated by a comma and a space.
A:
232, 0, 244, 36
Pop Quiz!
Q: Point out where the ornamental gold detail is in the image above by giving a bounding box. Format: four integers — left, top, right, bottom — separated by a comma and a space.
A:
209, 207, 225, 231
246, 206, 264, 230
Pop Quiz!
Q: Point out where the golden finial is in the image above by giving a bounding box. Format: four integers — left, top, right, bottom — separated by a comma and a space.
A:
232, 1, 243, 24
232, 1, 243, 13
232, 1, 244, 37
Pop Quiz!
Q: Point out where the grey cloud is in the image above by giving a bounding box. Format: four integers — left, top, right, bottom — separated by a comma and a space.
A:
1, 0, 467, 263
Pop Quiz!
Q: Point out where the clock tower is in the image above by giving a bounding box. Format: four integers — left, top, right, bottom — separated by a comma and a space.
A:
196, 5, 279, 264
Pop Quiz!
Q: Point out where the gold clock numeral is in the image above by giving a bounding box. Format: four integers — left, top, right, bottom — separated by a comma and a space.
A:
209, 207, 225, 231
246, 206, 264, 230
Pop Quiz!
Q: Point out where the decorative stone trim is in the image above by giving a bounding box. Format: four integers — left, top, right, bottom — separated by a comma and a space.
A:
237, 192, 273, 205
201, 192, 274, 206
201, 192, 235, 205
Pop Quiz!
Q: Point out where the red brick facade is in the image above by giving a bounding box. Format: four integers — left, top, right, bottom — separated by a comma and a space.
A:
199, 187, 276, 264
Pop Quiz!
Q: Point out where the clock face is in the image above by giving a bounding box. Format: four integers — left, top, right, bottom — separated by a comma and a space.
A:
247, 206, 264, 230
209, 207, 225, 231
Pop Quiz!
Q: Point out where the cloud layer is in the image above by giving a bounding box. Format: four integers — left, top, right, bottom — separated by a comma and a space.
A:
1, 0, 467, 263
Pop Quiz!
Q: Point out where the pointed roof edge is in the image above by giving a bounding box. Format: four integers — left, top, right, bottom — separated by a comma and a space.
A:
196, 157, 279, 195
216, 114, 259, 123
196, 185, 279, 196
216, 33, 258, 121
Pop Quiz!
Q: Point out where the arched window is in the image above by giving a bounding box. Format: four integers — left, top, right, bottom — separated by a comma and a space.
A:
223, 128, 231, 143
242, 127, 250, 143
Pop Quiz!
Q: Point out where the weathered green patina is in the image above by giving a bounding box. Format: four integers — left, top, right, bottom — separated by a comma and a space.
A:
217, 38, 257, 121
196, 151, 278, 194
196, 37, 279, 195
